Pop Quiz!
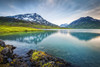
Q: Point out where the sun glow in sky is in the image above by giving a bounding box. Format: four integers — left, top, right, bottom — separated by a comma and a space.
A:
0, 0, 100, 25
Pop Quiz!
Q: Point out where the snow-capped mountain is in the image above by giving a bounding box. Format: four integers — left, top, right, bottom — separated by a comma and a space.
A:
60, 23, 68, 27
7, 13, 57, 26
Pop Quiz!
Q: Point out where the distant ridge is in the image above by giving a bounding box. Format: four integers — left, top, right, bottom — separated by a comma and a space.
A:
60, 23, 68, 27
67, 16, 100, 29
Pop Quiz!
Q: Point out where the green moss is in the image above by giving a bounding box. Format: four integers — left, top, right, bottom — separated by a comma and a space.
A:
10, 59, 16, 64
42, 61, 63, 67
42, 62, 53, 67
42, 62, 58, 67
0, 46, 4, 52
0, 63, 9, 67
31, 51, 47, 61
56, 61, 63, 64
0, 46, 4, 63
0, 55, 3, 63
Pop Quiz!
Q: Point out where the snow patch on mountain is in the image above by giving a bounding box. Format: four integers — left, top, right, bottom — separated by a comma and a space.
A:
7, 13, 57, 26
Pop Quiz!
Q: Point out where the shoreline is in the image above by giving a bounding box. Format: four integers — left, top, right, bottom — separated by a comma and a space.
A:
0, 25, 42, 33
0, 40, 71, 67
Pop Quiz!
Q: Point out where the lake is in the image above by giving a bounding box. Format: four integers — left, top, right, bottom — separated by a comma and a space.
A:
0, 29, 100, 67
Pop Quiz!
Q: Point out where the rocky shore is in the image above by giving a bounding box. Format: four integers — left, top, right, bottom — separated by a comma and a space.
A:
0, 40, 71, 67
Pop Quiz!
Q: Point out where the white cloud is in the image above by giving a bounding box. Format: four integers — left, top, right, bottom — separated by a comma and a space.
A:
8, 4, 17, 9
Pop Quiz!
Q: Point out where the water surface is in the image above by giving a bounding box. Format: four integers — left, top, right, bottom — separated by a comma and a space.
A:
0, 29, 100, 67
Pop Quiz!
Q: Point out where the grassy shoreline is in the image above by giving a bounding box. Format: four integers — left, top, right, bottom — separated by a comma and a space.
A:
0, 25, 41, 33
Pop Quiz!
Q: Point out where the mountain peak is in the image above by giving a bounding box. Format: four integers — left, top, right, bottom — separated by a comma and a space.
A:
67, 16, 100, 29
34, 13, 39, 15
79, 16, 93, 20
85, 16, 93, 19
7, 13, 57, 26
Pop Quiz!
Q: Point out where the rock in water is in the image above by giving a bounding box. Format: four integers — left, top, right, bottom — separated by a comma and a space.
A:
28, 50, 71, 67
0, 40, 6, 47
0, 40, 71, 67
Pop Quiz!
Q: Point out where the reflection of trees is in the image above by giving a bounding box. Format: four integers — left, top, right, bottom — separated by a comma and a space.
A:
70, 32, 100, 41
0, 31, 56, 44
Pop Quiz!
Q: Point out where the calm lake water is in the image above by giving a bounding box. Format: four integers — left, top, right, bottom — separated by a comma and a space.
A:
0, 29, 100, 67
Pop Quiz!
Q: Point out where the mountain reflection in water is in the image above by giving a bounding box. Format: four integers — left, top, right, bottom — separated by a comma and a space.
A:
0, 29, 100, 67
0, 31, 56, 44
59, 30, 100, 41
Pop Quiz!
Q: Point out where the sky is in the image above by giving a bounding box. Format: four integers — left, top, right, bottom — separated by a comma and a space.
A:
0, 0, 100, 25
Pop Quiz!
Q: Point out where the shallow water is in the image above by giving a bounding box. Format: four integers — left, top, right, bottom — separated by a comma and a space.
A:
0, 29, 100, 67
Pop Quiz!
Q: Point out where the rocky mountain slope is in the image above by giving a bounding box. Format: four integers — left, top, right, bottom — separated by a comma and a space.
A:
7, 13, 57, 26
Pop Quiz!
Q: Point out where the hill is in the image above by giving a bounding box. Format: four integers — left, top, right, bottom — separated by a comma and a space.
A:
60, 23, 68, 27
67, 16, 100, 29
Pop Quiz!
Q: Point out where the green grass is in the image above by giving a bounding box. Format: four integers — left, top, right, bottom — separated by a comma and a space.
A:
0, 20, 69, 34
0, 30, 47, 36
0, 22, 68, 29
0, 25, 41, 33
0, 17, 69, 29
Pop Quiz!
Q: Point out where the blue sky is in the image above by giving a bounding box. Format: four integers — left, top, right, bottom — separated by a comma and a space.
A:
0, 0, 100, 25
